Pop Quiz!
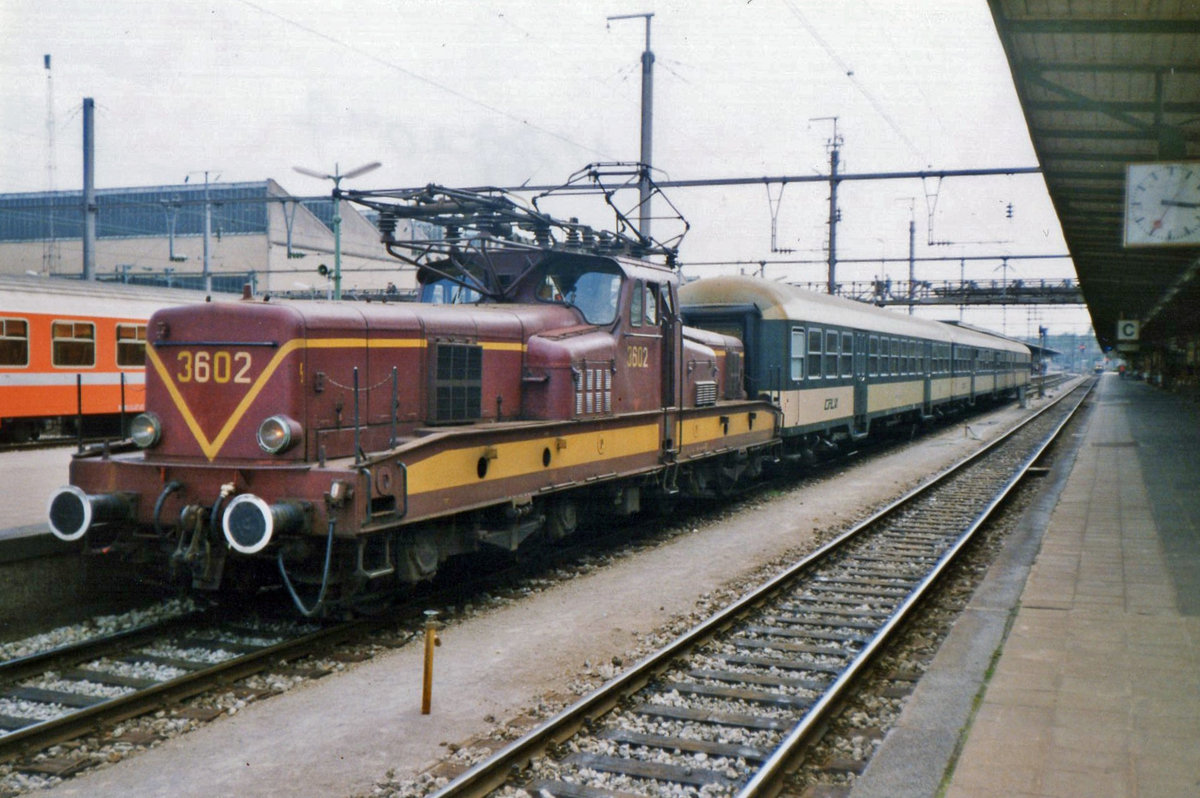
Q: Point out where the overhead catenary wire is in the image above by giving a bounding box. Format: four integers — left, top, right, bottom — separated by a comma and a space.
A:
781, 0, 928, 165
234, 0, 614, 163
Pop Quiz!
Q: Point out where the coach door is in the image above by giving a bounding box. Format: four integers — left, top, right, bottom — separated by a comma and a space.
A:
969, 347, 978, 404
922, 340, 933, 417
853, 330, 868, 433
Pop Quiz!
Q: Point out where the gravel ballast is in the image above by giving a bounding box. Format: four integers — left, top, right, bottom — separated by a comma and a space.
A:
29, 400, 1045, 798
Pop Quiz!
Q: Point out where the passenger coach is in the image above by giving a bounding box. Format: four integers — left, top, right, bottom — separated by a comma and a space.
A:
680, 275, 1030, 458
0, 276, 206, 442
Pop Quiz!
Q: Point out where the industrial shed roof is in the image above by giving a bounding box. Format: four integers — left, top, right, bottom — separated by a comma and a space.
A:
0, 180, 277, 243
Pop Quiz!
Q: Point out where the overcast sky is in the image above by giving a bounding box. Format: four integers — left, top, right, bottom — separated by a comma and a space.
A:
1, 0, 1088, 338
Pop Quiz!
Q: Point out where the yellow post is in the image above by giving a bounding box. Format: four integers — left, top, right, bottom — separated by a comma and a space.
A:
421, 610, 440, 714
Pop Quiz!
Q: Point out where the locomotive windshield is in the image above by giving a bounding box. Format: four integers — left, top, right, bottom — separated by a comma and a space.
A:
415, 259, 490, 304
535, 260, 622, 326
420, 278, 483, 304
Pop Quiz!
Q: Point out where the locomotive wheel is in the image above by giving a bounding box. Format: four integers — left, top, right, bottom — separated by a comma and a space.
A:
545, 498, 578, 539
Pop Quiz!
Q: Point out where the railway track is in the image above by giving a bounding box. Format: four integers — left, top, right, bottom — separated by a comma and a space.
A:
0, 434, 116, 454
428, 380, 1093, 798
0, 609, 361, 762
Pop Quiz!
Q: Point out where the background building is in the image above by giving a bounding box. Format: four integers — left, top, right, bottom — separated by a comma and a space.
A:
0, 179, 421, 296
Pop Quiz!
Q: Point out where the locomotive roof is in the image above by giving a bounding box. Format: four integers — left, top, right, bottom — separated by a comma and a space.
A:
679, 275, 1028, 355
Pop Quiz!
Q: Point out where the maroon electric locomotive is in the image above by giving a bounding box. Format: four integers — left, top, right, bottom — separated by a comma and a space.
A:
48, 171, 780, 615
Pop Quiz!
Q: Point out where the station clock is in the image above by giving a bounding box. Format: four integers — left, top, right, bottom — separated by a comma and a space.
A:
1123, 162, 1200, 246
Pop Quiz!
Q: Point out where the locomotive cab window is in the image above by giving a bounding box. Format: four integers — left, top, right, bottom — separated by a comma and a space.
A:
790, 327, 804, 381
538, 260, 623, 326
52, 321, 95, 368
630, 279, 643, 326
659, 284, 675, 321
424, 279, 483, 304
116, 323, 147, 367
0, 318, 29, 367
644, 283, 659, 326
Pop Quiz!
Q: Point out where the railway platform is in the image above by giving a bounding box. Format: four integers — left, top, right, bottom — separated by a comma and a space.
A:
853, 373, 1200, 798
0, 447, 76, 562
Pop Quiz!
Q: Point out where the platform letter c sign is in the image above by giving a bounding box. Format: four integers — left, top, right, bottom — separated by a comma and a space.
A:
1117, 320, 1139, 341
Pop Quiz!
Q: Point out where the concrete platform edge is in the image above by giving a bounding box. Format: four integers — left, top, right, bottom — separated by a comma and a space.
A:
849, 392, 1092, 798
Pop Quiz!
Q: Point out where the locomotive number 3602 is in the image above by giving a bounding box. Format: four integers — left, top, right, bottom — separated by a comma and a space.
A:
176, 350, 253, 384
625, 345, 649, 368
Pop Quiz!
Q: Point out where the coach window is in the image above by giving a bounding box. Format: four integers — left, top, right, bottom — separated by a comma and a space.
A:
840, 332, 853, 377
52, 321, 95, 368
0, 318, 29, 367
824, 330, 838, 378
116, 323, 147, 367
807, 328, 822, 378
868, 335, 879, 376
790, 327, 805, 381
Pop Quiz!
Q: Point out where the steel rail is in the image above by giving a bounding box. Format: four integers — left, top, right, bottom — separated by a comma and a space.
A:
737, 379, 1092, 797
0, 618, 366, 762
0, 610, 204, 684
427, 379, 1093, 797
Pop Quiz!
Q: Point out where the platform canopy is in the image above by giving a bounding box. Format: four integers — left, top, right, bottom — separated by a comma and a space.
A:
988, 0, 1200, 351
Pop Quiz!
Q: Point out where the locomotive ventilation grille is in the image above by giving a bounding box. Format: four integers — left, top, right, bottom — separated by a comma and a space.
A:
695, 380, 718, 407
575, 365, 612, 415
432, 342, 482, 422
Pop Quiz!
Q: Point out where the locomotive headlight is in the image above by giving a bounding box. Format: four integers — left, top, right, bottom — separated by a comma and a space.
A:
257, 415, 301, 454
129, 412, 162, 448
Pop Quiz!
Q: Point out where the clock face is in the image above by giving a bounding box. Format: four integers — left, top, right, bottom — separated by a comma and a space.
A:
1124, 162, 1200, 247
